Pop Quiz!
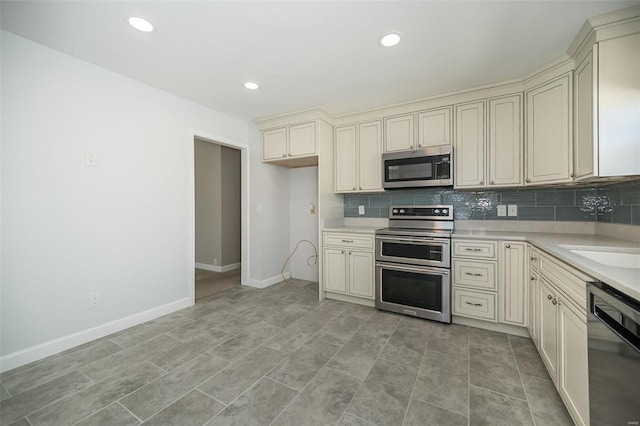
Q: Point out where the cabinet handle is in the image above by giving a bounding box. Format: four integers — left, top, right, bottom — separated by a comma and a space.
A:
547, 294, 553, 300
505, 244, 511, 248
526, 178, 531, 183
342, 240, 353, 243
465, 272, 482, 277
530, 276, 535, 281
465, 248, 482, 252
465, 301, 483, 307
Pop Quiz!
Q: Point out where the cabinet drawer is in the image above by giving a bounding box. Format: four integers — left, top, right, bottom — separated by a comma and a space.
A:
529, 246, 540, 270
539, 252, 592, 310
453, 240, 497, 259
453, 288, 497, 321
453, 259, 497, 291
323, 233, 374, 249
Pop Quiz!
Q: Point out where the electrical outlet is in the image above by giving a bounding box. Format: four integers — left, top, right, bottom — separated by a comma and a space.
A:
497, 205, 507, 217
309, 202, 316, 214
508, 204, 518, 216
89, 292, 100, 308
358, 205, 365, 215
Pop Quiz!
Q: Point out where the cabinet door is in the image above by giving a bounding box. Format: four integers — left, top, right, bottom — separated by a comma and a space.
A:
335, 125, 357, 192
538, 278, 559, 381
528, 271, 540, 347
358, 120, 383, 192
384, 114, 414, 152
454, 101, 485, 188
500, 241, 527, 326
263, 127, 287, 161
558, 302, 590, 426
525, 74, 573, 184
323, 248, 347, 293
348, 250, 374, 299
574, 50, 595, 180
417, 107, 451, 148
288, 122, 316, 157
488, 95, 522, 187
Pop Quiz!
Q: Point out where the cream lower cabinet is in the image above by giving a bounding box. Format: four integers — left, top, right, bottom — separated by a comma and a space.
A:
335, 121, 383, 193
499, 241, 527, 326
452, 239, 498, 321
322, 232, 374, 300
532, 249, 591, 426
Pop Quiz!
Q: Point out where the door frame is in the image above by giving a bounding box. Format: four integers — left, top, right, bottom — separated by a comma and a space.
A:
188, 129, 249, 305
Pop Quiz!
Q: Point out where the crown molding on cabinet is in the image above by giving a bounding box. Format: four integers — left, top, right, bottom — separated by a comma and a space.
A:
255, 106, 334, 131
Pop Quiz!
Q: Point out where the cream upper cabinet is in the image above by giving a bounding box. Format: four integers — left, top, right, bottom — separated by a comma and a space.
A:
358, 121, 383, 192
384, 114, 415, 152
573, 33, 640, 179
335, 121, 383, 193
335, 125, 357, 192
263, 127, 288, 161
288, 122, 317, 157
454, 101, 485, 188
488, 95, 523, 187
574, 50, 595, 180
525, 73, 573, 185
500, 241, 527, 326
417, 107, 452, 148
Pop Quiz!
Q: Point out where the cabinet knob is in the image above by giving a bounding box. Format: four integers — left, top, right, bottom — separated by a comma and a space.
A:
479, 181, 484, 185
288, 153, 292, 157
530, 256, 536, 261
490, 181, 495, 185
341, 250, 345, 254
547, 294, 553, 300
552, 298, 559, 305
526, 178, 531, 183
505, 244, 511, 248
570, 173, 575, 178
353, 187, 356, 190
530, 276, 535, 281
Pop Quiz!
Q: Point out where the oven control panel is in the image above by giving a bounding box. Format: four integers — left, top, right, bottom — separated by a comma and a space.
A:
389, 205, 453, 220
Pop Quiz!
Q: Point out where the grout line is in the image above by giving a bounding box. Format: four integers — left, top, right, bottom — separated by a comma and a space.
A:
510, 337, 537, 425
75, 369, 95, 385
117, 401, 144, 424
24, 416, 34, 425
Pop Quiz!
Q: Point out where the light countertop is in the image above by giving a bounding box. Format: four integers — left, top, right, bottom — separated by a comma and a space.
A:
453, 231, 640, 301
322, 226, 380, 234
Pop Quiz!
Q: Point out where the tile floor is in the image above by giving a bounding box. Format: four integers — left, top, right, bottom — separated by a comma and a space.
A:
0, 279, 573, 426
195, 269, 241, 300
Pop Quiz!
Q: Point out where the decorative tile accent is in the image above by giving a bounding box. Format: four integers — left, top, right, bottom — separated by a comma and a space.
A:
343, 179, 640, 224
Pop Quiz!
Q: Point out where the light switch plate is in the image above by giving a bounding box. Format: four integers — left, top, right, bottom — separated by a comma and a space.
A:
508, 204, 518, 216
497, 205, 507, 217
358, 205, 365, 215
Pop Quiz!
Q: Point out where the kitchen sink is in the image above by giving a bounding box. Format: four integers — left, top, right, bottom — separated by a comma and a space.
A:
558, 245, 640, 269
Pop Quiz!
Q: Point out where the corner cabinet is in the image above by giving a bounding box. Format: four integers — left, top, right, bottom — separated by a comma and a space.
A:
322, 232, 375, 301
335, 121, 383, 193
525, 73, 573, 185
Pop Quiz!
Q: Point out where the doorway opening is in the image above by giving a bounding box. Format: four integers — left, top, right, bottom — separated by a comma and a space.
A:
190, 132, 248, 303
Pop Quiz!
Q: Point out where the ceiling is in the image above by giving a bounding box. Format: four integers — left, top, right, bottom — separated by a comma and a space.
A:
1, 1, 637, 121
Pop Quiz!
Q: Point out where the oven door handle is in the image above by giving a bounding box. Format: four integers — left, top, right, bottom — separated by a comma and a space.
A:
376, 237, 449, 245
376, 262, 449, 275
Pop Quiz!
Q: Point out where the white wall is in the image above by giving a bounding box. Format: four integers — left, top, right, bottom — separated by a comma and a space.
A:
194, 140, 222, 265
289, 167, 319, 281
1, 32, 289, 367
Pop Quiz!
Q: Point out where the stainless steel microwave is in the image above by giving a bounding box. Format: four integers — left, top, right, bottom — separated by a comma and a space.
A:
382, 145, 453, 189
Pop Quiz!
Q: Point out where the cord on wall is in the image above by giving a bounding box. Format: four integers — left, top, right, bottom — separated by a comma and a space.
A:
281, 239, 318, 283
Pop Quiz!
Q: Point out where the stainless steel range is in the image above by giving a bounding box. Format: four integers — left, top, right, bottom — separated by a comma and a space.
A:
375, 205, 453, 323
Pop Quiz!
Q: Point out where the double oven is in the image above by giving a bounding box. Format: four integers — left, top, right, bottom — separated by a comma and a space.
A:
375, 206, 453, 323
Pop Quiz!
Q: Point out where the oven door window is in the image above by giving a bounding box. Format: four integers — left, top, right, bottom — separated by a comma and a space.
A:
381, 241, 443, 263
381, 268, 443, 312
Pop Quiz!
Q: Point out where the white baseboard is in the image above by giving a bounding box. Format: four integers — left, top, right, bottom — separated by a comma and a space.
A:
245, 272, 290, 289
195, 262, 241, 273
0, 298, 192, 373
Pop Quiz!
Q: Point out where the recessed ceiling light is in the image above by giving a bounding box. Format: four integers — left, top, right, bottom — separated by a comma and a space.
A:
128, 17, 154, 33
244, 82, 259, 90
379, 32, 401, 47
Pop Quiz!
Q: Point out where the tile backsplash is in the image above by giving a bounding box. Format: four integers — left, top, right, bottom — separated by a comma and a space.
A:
343, 179, 640, 225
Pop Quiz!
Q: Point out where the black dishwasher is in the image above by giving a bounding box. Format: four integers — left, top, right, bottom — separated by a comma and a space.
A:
587, 282, 640, 426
